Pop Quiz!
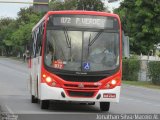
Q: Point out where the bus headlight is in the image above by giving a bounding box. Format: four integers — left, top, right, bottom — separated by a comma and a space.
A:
46, 76, 52, 83
111, 79, 117, 85
104, 79, 120, 89
42, 74, 46, 78
42, 73, 61, 87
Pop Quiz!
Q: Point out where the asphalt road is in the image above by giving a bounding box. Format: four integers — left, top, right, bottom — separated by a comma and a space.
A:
0, 57, 160, 120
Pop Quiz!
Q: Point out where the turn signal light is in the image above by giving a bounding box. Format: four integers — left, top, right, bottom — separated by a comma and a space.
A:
52, 81, 57, 87
111, 79, 117, 85
106, 83, 110, 89
105, 79, 119, 89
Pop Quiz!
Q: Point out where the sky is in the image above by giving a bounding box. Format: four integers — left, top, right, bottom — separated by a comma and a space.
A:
0, 0, 121, 18
0, 0, 33, 18
106, 0, 121, 12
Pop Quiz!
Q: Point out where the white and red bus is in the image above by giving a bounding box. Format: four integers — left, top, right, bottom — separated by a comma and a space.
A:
29, 11, 122, 111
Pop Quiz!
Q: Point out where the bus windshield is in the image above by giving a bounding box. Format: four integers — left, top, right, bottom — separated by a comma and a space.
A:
44, 29, 119, 72
44, 14, 120, 74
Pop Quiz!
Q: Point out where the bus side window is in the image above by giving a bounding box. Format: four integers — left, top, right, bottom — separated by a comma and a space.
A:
33, 31, 37, 58
36, 28, 41, 57
30, 34, 34, 58
40, 23, 45, 55
36, 24, 44, 57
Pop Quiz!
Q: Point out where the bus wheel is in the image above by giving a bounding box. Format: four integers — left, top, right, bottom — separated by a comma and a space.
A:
40, 100, 49, 109
100, 102, 110, 111
31, 95, 38, 103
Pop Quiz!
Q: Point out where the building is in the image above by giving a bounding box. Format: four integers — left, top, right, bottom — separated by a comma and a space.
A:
33, 0, 49, 12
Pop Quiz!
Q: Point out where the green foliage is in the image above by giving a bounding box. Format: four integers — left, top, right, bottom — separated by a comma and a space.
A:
148, 61, 160, 85
0, 6, 43, 56
122, 58, 140, 81
49, 0, 77, 10
77, 0, 105, 11
114, 0, 160, 55
49, 0, 105, 11
0, 18, 17, 55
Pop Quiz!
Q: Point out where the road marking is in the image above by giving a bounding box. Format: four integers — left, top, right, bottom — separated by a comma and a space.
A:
5, 105, 14, 114
0, 105, 19, 120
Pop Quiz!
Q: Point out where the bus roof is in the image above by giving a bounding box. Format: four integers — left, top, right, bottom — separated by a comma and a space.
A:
32, 10, 120, 32
47, 10, 119, 17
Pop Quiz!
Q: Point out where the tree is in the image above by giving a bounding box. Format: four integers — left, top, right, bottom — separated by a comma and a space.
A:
49, 0, 105, 11
49, 0, 77, 10
77, 0, 105, 11
115, 0, 160, 55
0, 18, 16, 56
11, 7, 43, 55
0, 7, 43, 56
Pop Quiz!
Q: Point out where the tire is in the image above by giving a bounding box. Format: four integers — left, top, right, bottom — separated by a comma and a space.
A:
100, 102, 110, 111
31, 95, 38, 103
40, 100, 49, 109
88, 102, 95, 105
80, 103, 87, 105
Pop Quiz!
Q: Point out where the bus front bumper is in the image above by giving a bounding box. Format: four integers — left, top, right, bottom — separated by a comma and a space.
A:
40, 83, 121, 102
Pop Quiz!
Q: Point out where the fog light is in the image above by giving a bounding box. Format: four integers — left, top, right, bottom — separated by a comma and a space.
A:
46, 77, 52, 83
111, 79, 117, 85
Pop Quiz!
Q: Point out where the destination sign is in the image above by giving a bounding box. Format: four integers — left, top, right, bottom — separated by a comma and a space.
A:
49, 15, 118, 29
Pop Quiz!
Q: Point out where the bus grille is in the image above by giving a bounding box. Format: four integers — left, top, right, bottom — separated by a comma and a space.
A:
68, 91, 94, 97
64, 84, 98, 89
57, 75, 106, 82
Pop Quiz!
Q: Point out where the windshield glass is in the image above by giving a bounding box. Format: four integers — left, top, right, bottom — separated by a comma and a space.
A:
44, 29, 119, 72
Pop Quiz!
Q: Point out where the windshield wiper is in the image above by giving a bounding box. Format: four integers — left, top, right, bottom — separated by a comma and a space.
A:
64, 28, 71, 48
88, 31, 102, 47
63, 28, 72, 61
87, 34, 91, 56
87, 31, 102, 56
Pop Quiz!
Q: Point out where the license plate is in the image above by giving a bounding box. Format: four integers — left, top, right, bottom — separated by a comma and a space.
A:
103, 93, 116, 98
